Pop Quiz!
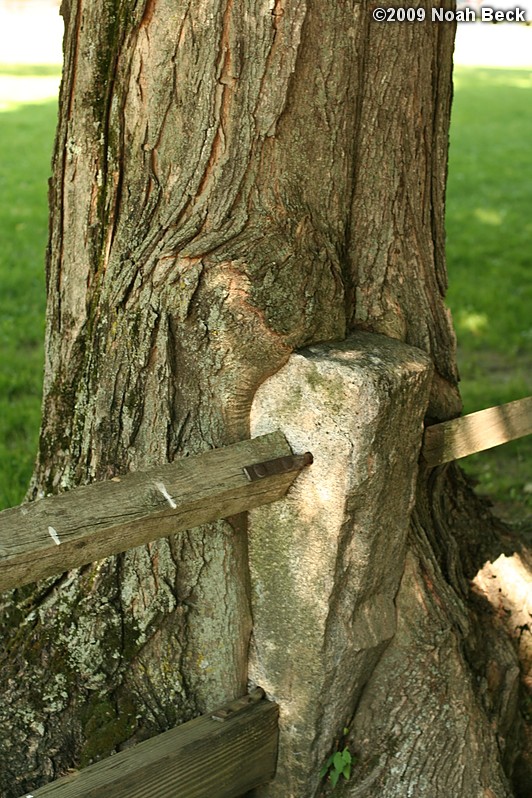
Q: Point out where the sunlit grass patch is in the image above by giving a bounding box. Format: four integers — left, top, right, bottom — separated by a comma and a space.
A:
447, 65, 532, 521
0, 65, 58, 508
0, 63, 61, 111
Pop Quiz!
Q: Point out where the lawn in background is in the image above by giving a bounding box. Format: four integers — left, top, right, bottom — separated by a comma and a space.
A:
0, 63, 530, 521
447, 66, 532, 523
0, 64, 59, 509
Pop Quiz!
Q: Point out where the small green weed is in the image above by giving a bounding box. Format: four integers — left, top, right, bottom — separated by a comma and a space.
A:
320, 729, 354, 789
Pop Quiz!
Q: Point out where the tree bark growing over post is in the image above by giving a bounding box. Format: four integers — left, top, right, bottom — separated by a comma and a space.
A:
0, 1, 527, 796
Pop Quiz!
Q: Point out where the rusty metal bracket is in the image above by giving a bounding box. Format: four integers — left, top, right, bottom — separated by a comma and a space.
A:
242, 451, 313, 482
211, 687, 266, 722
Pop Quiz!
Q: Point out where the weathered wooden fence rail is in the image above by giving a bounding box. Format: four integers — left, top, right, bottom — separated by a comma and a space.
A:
2, 400, 530, 593
0, 430, 312, 593
19, 689, 278, 798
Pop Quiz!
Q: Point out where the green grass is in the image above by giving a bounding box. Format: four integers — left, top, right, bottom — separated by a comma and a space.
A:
0, 65, 60, 508
0, 63, 530, 520
446, 66, 532, 522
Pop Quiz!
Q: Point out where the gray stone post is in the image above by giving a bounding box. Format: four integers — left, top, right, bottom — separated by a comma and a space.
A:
248, 332, 433, 797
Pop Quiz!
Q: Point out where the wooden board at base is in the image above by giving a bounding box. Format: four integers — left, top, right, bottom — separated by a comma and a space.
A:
18, 689, 279, 798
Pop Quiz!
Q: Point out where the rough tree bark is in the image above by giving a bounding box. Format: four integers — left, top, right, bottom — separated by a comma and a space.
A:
0, 1, 528, 796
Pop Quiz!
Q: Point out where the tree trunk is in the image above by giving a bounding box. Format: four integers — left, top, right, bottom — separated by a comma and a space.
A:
0, 1, 527, 796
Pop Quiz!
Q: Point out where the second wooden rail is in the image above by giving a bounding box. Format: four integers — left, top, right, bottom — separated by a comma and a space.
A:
422, 396, 532, 466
